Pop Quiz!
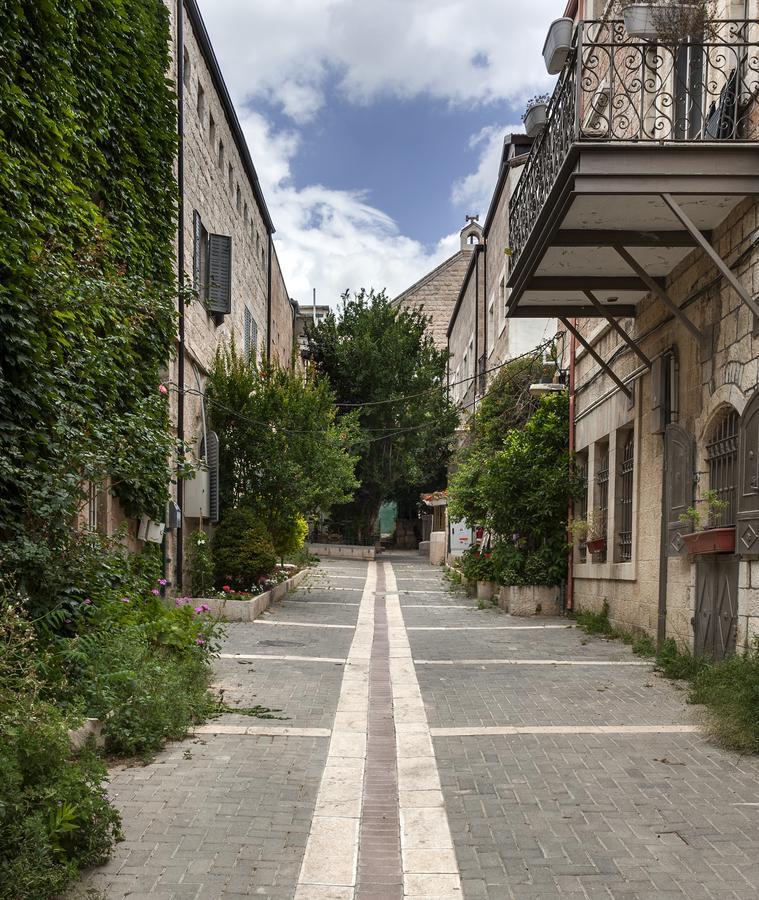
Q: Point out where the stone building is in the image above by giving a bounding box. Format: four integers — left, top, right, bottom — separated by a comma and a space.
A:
393, 219, 483, 351
166, 0, 295, 586
507, 1, 759, 655
448, 134, 555, 420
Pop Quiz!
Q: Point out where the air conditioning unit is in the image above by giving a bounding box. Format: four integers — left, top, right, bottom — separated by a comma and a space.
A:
582, 85, 611, 137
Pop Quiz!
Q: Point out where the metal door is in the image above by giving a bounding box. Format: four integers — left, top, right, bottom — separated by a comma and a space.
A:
694, 554, 738, 660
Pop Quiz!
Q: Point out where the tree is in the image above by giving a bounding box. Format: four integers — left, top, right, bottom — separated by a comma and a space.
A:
206, 343, 359, 543
306, 289, 458, 541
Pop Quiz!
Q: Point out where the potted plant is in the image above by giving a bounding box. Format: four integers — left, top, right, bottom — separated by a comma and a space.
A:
543, 17, 574, 74
617, 1, 658, 40
616, 1, 716, 43
679, 489, 735, 555
571, 513, 606, 556
523, 94, 550, 138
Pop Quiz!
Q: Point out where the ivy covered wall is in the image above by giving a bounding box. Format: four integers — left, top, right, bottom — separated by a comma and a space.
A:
0, 0, 180, 611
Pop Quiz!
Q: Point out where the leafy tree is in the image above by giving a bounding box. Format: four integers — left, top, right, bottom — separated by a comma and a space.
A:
206, 342, 359, 541
306, 289, 458, 541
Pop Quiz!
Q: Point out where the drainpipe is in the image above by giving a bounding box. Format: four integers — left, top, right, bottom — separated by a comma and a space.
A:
266, 233, 273, 363
566, 319, 577, 612
175, 0, 186, 590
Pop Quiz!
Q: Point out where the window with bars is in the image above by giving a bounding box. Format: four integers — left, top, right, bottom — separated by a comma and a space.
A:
576, 452, 588, 563
707, 409, 739, 527
595, 442, 609, 562
617, 431, 634, 562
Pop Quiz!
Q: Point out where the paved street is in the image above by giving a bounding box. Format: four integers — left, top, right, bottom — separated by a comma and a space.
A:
79, 554, 759, 900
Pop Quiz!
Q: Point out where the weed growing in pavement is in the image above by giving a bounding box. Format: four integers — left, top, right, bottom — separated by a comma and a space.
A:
573, 601, 655, 656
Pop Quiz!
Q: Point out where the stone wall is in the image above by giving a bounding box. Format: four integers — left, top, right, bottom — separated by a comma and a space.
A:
448, 249, 485, 417
572, 196, 759, 651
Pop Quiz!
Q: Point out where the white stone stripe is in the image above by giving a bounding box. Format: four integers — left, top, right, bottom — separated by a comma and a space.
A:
255, 620, 354, 629
295, 561, 376, 899
219, 653, 346, 663
407, 625, 571, 631
384, 562, 463, 898
288, 599, 361, 605
399, 590, 451, 595
402, 604, 475, 609
416, 658, 650, 666
194, 724, 331, 737
430, 725, 700, 737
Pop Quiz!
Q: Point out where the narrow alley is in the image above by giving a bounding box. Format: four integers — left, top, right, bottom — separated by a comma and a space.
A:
79, 555, 759, 900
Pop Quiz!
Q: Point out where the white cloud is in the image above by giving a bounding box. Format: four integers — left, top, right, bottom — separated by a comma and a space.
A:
197, 1, 555, 308
451, 123, 524, 213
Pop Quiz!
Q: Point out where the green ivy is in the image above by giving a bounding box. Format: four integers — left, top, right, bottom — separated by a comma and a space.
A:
0, 1, 179, 613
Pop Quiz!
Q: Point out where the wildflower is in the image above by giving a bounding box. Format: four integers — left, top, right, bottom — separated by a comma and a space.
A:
196, 637, 205, 645
64, 619, 71, 625
121, 597, 130, 604
159, 384, 169, 395
83, 598, 92, 606
194, 605, 204, 614
151, 588, 161, 595
222, 585, 232, 592
158, 578, 168, 586
175, 597, 189, 607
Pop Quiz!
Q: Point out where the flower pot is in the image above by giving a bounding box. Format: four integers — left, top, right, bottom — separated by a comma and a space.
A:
585, 537, 607, 555
477, 580, 497, 601
622, 4, 658, 41
543, 17, 573, 74
523, 103, 547, 138
682, 527, 735, 556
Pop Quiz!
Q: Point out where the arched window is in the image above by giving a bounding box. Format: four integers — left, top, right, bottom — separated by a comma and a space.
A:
467, 233, 479, 245
706, 408, 739, 526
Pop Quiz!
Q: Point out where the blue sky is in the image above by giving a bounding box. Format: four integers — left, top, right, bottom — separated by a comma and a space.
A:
198, 0, 559, 305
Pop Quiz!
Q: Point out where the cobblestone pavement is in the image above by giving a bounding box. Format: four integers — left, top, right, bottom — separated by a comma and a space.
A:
77, 553, 759, 899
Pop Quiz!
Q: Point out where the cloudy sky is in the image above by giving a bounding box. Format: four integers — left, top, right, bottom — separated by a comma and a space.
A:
197, 0, 560, 307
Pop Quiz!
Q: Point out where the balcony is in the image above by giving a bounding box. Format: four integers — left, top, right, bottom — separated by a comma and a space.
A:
507, 19, 759, 321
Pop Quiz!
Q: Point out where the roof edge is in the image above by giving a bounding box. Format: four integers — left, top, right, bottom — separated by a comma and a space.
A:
391, 249, 467, 305
447, 244, 484, 338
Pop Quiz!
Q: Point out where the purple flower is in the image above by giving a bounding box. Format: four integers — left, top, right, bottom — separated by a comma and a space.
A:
151, 588, 161, 595
64, 619, 71, 624
121, 597, 130, 604
158, 578, 168, 586
83, 598, 92, 606
195, 637, 205, 645
194, 604, 210, 614
175, 597, 189, 607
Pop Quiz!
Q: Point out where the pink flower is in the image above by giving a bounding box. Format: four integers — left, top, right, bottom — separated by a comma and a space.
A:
158, 578, 168, 586
151, 588, 161, 595
83, 598, 92, 606
121, 597, 129, 604
195, 637, 205, 645
175, 597, 189, 606
194, 603, 211, 614
159, 384, 169, 395
222, 585, 231, 592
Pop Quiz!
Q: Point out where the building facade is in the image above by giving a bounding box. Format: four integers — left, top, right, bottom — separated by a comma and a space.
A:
507, 1, 759, 656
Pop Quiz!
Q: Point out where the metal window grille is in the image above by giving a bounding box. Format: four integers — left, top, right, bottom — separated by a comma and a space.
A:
577, 454, 588, 563
595, 446, 609, 562
87, 482, 98, 531
617, 434, 634, 561
706, 409, 739, 526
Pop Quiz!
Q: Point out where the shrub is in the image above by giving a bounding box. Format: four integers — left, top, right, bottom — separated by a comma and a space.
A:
0, 603, 122, 899
655, 637, 708, 681
188, 528, 215, 596
212, 507, 277, 591
270, 515, 309, 559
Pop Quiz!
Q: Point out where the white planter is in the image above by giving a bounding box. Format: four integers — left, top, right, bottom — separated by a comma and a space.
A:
523, 103, 547, 138
622, 4, 658, 40
476, 580, 497, 601
543, 17, 573, 74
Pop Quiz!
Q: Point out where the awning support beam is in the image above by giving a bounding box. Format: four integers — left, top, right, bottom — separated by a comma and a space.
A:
613, 244, 703, 342
560, 316, 632, 399
582, 290, 651, 368
661, 192, 759, 321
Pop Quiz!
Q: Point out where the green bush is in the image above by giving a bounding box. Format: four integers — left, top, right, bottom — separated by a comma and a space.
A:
656, 638, 708, 681
0, 603, 122, 899
271, 515, 309, 559
691, 641, 759, 753
212, 507, 277, 591
460, 547, 497, 583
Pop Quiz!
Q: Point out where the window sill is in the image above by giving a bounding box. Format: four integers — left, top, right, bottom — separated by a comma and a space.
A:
574, 560, 636, 582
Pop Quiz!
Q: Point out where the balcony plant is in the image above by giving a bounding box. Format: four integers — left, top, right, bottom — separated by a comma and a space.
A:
616, 1, 716, 44
571, 512, 606, 556
678, 489, 735, 555
523, 94, 550, 138
543, 17, 574, 74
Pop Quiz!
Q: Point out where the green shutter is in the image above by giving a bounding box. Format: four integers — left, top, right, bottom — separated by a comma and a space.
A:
207, 233, 232, 314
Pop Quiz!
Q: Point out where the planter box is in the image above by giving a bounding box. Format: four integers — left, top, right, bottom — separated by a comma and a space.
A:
622, 4, 658, 40
585, 537, 607, 555
523, 103, 547, 138
682, 527, 735, 556
543, 17, 573, 74
498, 585, 561, 617
477, 580, 497, 601
69, 717, 105, 751
194, 567, 310, 622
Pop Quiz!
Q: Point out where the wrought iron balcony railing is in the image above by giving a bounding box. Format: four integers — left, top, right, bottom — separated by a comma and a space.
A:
509, 19, 759, 266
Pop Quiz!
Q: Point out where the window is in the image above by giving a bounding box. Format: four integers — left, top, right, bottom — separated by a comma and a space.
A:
182, 49, 191, 88
193, 210, 208, 299
236, 184, 241, 213
243, 201, 248, 226
228, 162, 233, 191
193, 211, 232, 319
209, 113, 216, 146
616, 431, 634, 562
196, 81, 205, 120
576, 452, 589, 563
707, 409, 739, 526
594, 441, 610, 562
243, 307, 258, 361
217, 140, 225, 169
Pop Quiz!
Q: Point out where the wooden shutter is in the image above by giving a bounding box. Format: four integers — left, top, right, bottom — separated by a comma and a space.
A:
206, 430, 220, 524
665, 423, 695, 556
207, 233, 232, 314
738, 390, 759, 554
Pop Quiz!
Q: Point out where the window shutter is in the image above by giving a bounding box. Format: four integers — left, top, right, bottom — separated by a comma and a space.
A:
206, 430, 220, 524
193, 211, 202, 292
207, 233, 232, 314
665, 423, 695, 556
251, 316, 258, 357
738, 391, 759, 554
243, 306, 252, 359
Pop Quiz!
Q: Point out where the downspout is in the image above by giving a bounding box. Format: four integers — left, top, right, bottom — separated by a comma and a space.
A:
657, 359, 671, 648
266, 233, 273, 363
175, 0, 186, 589
566, 319, 576, 612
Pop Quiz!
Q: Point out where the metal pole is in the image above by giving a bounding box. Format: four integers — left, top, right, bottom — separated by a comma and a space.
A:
175, 0, 185, 590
